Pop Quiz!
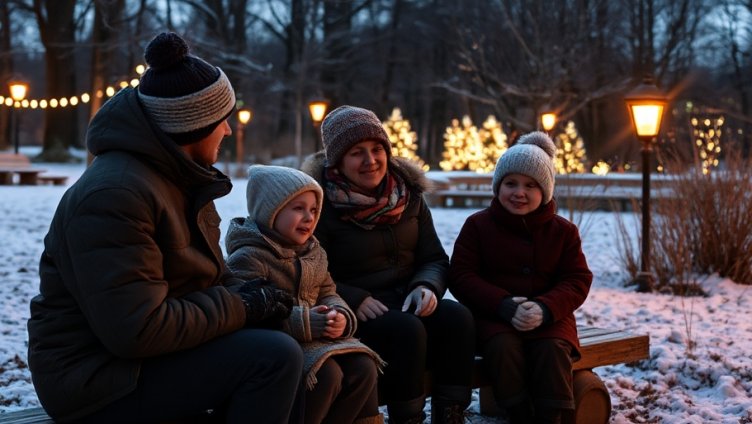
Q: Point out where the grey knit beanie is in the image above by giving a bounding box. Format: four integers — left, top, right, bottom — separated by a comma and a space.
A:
138, 32, 236, 145
246, 165, 324, 230
492, 131, 557, 204
320, 105, 391, 167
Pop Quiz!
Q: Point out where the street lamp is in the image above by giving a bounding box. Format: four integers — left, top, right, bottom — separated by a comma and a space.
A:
624, 75, 667, 292
8, 81, 29, 154
540, 111, 557, 133
235, 108, 252, 178
308, 99, 329, 150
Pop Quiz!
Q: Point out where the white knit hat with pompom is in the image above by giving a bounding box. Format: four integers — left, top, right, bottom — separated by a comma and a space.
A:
491, 131, 557, 204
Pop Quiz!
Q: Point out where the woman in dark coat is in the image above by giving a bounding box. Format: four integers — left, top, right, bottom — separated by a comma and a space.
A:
302, 105, 475, 424
449, 132, 592, 424
27, 33, 302, 424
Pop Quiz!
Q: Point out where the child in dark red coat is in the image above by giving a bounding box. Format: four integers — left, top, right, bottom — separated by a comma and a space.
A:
448, 131, 592, 424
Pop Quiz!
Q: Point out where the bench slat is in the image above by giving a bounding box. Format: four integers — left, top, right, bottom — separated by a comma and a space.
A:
576, 333, 649, 370
0, 408, 53, 424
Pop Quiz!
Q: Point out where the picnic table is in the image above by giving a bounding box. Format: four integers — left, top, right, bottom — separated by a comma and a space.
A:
0, 153, 67, 186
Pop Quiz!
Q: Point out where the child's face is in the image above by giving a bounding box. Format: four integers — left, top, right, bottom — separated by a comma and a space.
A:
497, 173, 543, 215
274, 191, 319, 245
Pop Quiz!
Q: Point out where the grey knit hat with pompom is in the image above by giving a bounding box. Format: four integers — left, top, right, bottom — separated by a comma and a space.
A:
138, 32, 236, 145
492, 131, 557, 204
320, 105, 391, 167
246, 165, 324, 230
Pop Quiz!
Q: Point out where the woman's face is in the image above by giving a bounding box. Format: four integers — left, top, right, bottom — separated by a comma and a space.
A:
338, 139, 388, 194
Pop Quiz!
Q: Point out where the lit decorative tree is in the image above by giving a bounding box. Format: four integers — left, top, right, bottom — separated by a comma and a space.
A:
440, 116, 484, 171
477, 115, 509, 172
383, 108, 429, 170
690, 115, 724, 175
554, 121, 588, 174
591, 160, 611, 175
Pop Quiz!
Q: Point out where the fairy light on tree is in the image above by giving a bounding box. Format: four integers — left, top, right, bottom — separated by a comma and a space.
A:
383, 108, 429, 171
477, 115, 509, 172
554, 121, 588, 174
440, 116, 486, 171
690, 115, 724, 175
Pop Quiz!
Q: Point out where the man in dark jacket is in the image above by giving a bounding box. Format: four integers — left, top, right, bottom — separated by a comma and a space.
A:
27, 32, 302, 424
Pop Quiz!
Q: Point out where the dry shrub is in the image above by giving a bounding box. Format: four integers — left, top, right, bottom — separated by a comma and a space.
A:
615, 144, 752, 293
555, 175, 601, 240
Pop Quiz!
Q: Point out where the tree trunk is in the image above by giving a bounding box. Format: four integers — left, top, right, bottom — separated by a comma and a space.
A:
0, 1, 12, 151
33, 0, 79, 162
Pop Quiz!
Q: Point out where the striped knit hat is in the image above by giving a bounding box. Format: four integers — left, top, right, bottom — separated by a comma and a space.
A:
320, 105, 391, 167
246, 165, 324, 230
492, 131, 557, 204
138, 32, 236, 145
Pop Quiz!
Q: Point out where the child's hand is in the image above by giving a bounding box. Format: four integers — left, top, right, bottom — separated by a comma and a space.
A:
310, 306, 331, 339
323, 309, 346, 339
511, 301, 544, 331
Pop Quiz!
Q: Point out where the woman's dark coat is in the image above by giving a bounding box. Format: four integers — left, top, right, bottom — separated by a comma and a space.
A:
302, 152, 449, 310
27, 88, 247, 422
449, 198, 592, 352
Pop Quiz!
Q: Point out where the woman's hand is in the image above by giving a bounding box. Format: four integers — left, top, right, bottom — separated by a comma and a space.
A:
402, 286, 437, 317
356, 297, 389, 321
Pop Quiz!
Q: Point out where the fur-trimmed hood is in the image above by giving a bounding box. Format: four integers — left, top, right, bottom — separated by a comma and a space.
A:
301, 150, 433, 194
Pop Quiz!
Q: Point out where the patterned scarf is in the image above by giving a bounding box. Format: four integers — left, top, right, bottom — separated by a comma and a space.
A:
324, 167, 410, 229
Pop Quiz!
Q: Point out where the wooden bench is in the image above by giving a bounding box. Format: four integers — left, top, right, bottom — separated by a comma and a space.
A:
427, 173, 674, 211
0, 153, 67, 186
0, 326, 647, 424
470, 325, 649, 424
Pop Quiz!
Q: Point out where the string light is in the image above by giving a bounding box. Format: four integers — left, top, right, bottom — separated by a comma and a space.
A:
1, 65, 145, 110
690, 115, 724, 175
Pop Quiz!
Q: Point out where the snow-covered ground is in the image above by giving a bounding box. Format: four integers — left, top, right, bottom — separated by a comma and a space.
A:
1, 152, 750, 422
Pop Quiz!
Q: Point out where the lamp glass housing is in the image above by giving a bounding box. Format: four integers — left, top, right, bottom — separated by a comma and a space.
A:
629, 104, 664, 138
238, 109, 252, 125
9, 83, 28, 101
308, 101, 328, 124
541, 112, 557, 131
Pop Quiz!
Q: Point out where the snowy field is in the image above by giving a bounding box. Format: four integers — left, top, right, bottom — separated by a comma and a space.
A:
0, 154, 750, 423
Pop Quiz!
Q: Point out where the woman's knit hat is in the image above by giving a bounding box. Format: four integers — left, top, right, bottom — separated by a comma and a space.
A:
320, 105, 391, 167
492, 131, 557, 204
246, 165, 324, 230
138, 32, 236, 145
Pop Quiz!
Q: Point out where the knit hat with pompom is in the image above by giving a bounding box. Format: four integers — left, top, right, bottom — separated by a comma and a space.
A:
492, 131, 557, 204
138, 32, 236, 145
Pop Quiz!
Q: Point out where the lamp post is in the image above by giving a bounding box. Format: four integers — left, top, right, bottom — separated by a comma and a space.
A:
540, 111, 557, 134
308, 99, 329, 150
624, 75, 667, 292
235, 108, 252, 178
8, 81, 29, 154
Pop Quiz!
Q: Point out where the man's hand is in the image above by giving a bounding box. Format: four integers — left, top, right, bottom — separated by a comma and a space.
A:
356, 297, 389, 321
233, 278, 294, 327
401, 286, 437, 317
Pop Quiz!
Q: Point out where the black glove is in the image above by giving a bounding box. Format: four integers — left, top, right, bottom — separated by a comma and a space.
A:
235, 278, 294, 327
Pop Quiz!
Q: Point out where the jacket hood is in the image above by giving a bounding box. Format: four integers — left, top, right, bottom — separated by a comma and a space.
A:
301, 150, 433, 194
86, 87, 226, 188
225, 216, 317, 259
